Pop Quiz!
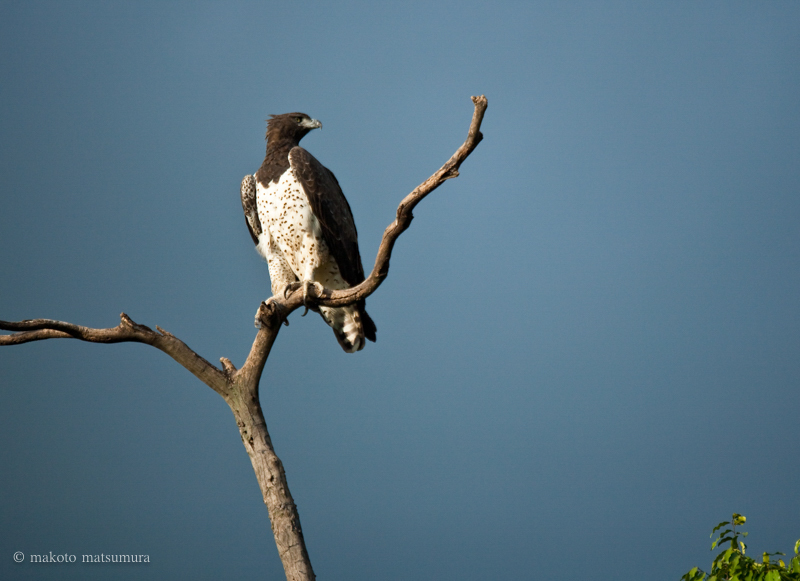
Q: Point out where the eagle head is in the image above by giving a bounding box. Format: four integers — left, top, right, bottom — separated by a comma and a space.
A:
266, 112, 322, 145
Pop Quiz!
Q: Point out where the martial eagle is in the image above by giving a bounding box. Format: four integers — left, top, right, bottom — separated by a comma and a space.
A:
240, 112, 377, 352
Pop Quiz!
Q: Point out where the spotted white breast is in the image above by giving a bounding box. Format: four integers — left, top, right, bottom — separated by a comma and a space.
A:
252, 169, 365, 352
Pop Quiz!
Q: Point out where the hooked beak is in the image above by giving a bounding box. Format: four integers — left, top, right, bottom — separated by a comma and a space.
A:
301, 118, 322, 130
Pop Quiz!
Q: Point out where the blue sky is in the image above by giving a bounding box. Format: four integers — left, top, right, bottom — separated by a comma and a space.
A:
1, 1, 799, 579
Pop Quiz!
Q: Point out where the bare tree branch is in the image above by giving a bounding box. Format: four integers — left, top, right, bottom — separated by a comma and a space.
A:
0, 314, 230, 395
268, 95, 489, 313
0, 95, 487, 581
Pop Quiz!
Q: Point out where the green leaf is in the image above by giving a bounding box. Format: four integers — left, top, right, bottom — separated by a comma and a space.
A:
716, 537, 734, 550
682, 566, 706, 581
732, 554, 741, 566
725, 548, 738, 559
713, 521, 732, 535
692, 517, 800, 581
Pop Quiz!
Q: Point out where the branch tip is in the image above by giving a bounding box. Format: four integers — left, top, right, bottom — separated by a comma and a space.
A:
220, 357, 237, 375
156, 325, 174, 337
471, 94, 488, 106
120, 313, 136, 329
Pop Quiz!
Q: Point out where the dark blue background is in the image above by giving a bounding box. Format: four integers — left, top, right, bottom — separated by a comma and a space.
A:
2, 1, 798, 579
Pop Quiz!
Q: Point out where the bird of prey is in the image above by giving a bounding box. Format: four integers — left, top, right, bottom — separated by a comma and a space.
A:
240, 112, 377, 352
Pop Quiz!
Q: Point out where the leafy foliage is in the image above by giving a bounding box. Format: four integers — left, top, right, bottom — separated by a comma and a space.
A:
682, 514, 800, 581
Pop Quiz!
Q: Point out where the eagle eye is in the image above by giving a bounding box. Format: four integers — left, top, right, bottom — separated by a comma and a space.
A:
295, 117, 303, 123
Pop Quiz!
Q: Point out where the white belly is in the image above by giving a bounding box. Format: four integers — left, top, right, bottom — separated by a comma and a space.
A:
255, 171, 348, 291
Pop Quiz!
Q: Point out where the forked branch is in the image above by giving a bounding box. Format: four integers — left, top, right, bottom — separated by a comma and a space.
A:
0, 95, 488, 581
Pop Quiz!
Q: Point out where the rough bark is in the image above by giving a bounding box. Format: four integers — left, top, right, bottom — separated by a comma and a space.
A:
0, 95, 488, 581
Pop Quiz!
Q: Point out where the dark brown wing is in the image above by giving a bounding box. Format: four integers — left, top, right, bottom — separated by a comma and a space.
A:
289, 147, 366, 286
240, 174, 261, 245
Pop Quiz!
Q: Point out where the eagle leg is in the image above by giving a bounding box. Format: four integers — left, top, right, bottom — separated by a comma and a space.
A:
276, 281, 324, 316
282, 282, 301, 299
300, 280, 325, 317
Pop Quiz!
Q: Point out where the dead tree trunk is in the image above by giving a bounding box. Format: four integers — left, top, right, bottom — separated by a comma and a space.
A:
0, 95, 487, 581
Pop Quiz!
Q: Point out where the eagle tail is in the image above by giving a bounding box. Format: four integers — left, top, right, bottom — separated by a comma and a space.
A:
359, 302, 377, 343
319, 303, 376, 353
